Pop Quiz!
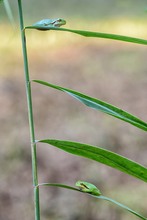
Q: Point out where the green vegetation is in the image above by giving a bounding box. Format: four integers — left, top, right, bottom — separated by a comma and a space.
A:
24, 9, 147, 220
1, 0, 147, 219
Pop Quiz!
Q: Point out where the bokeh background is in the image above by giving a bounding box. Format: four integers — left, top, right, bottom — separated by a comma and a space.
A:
0, 0, 147, 219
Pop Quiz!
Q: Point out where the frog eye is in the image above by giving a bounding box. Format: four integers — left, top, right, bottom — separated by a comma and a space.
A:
57, 19, 62, 22
80, 183, 89, 189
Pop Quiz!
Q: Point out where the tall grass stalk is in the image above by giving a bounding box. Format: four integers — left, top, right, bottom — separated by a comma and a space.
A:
17, 0, 40, 219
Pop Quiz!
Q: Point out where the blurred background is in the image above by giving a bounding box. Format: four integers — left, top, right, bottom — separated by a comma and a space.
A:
0, 0, 147, 219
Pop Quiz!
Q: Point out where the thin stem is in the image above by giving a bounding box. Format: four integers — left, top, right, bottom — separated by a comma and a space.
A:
17, 1, 40, 220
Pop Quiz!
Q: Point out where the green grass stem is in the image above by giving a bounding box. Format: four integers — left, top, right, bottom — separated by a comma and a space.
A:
17, 1, 40, 220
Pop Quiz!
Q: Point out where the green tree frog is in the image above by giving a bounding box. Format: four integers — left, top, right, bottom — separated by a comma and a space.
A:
75, 181, 101, 196
33, 18, 66, 28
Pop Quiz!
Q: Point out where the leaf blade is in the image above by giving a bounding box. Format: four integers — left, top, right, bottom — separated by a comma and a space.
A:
38, 182, 147, 220
37, 139, 147, 182
25, 25, 147, 46
3, 0, 15, 27
33, 80, 147, 131
97, 195, 147, 220
38, 183, 80, 192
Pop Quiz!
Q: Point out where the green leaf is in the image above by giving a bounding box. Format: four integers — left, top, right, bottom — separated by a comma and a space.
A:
33, 80, 147, 131
37, 139, 147, 182
97, 195, 147, 220
38, 182, 147, 220
3, 0, 15, 27
25, 25, 147, 46
38, 183, 80, 192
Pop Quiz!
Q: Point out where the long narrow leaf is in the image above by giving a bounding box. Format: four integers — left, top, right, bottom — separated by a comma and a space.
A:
33, 80, 147, 131
4, 0, 15, 27
97, 195, 147, 220
37, 139, 147, 182
38, 183, 80, 192
38, 182, 147, 220
25, 25, 147, 46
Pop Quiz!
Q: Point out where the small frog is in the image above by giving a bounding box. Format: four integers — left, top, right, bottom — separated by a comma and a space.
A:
75, 181, 101, 196
33, 18, 66, 28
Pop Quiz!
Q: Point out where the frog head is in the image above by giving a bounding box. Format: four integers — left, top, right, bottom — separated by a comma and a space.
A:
52, 18, 66, 27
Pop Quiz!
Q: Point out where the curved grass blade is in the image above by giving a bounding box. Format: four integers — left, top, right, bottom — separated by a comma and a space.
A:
38, 182, 147, 220
3, 0, 15, 27
25, 25, 147, 46
96, 195, 147, 220
38, 183, 80, 192
37, 139, 147, 182
33, 80, 147, 131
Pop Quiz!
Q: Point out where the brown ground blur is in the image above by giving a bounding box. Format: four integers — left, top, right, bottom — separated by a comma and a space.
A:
0, 24, 147, 220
